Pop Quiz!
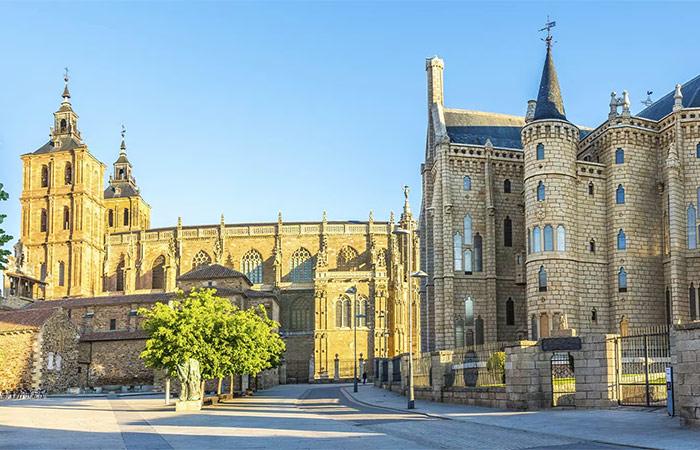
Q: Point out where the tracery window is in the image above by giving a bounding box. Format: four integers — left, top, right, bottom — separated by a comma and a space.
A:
618, 267, 627, 292
544, 225, 554, 251
538, 266, 547, 292
357, 296, 368, 327
504, 216, 513, 247
617, 229, 627, 250
688, 204, 697, 250
290, 248, 313, 282
536, 143, 545, 160
504, 179, 511, 193
506, 298, 515, 326
556, 225, 566, 251
533, 226, 541, 253
192, 250, 212, 270
337, 246, 359, 271
474, 233, 483, 272
152, 255, 165, 290
453, 232, 463, 271
463, 175, 471, 191
616, 184, 625, 204
242, 250, 263, 283
64, 163, 72, 185
290, 297, 313, 331
615, 148, 624, 164
537, 181, 545, 201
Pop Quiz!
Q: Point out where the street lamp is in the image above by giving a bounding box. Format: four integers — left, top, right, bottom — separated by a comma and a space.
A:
346, 285, 363, 393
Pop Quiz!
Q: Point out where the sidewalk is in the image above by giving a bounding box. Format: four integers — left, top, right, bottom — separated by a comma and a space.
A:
342, 385, 700, 450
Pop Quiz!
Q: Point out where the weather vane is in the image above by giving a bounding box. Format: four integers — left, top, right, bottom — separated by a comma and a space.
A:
121, 124, 126, 138
539, 15, 556, 48
641, 91, 653, 107
63, 67, 70, 82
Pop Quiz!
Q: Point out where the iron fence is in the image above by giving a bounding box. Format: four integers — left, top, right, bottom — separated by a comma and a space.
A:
412, 353, 433, 387
449, 342, 507, 388
392, 357, 401, 382
551, 351, 575, 407
614, 325, 669, 406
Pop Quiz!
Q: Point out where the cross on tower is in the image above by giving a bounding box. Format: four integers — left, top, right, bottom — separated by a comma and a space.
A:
539, 16, 556, 48
121, 124, 126, 139
63, 67, 70, 82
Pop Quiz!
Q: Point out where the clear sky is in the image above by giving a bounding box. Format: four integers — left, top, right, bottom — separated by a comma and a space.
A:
1, 1, 698, 247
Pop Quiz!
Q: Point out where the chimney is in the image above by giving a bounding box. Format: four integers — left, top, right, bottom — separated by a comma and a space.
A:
525, 100, 537, 123
426, 55, 444, 110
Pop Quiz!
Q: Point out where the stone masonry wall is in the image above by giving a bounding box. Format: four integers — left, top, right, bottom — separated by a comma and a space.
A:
0, 331, 38, 390
671, 322, 700, 428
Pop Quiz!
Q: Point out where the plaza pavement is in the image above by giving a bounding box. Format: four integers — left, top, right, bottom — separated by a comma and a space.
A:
0, 383, 697, 449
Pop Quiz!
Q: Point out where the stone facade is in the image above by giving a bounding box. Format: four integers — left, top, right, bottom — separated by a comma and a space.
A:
421, 46, 700, 352
671, 322, 700, 427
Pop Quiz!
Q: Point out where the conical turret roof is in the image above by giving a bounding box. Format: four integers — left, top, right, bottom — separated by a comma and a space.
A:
533, 47, 567, 121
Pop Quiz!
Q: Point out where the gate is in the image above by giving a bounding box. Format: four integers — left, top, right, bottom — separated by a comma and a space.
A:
614, 326, 670, 406
551, 352, 575, 407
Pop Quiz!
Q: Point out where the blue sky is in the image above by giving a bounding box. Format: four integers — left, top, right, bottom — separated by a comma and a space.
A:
1, 1, 697, 246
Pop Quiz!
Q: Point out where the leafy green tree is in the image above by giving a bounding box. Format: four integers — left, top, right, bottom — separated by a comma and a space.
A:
0, 183, 13, 271
228, 305, 285, 376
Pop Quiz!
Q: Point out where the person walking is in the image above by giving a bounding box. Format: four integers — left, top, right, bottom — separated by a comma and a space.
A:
362, 372, 367, 385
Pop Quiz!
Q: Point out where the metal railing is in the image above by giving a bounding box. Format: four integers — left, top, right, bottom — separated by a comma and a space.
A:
412, 353, 433, 387
614, 326, 670, 406
449, 342, 507, 388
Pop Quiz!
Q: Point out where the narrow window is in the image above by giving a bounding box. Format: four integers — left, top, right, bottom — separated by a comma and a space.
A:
544, 225, 554, 251
527, 229, 531, 254
504, 179, 511, 193
41, 165, 49, 188
65, 163, 72, 185
40, 263, 47, 281
474, 233, 483, 272
335, 300, 343, 328
40, 209, 47, 232
123, 208, 129, 226
536, 143, 545, 160
344, 299, 351, 328
504, 216, 513, 247
588, 182, 594, 196
538, 266, 547, 292
108, 210, 114, 227
475, 316, 484, 345
616, 184, 625, 204
618, 267, 627, 292
58, 262, 65, 287
463, 175, 471, 191
464, 296, 474, 326
463, 215, 472, 245
63, 206, 70, 230
697, 187, 700, 212
688, 204, 697, 250
116, 260, 125, 291
591, 308, 597, 322
455, 318, 465, 348
537, 181, 545, 201
690, 284, 697, 321
464, 249, 473, 274
617, 229, 627, 250
589, 239, 596, 253
151, 255, 165, 289
506, 298, 515, 326
556, 225, 566, 251
697, 142, 700, 158
533, 226, 541, 253
531, 315, 538, 340
453, 232, 463, 271
109, 319, 116, 330
615, 148, 624, 164
666, 288, 672, 325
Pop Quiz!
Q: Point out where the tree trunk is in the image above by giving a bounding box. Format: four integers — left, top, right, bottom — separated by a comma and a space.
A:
217, 377, 222, 395
200, 380, 206, 406
230, 374, 234, 396
165, 378, 170, 405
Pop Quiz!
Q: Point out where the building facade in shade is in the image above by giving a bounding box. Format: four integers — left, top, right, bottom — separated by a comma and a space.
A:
420, 42, 700, 352
13, 79, 421, 382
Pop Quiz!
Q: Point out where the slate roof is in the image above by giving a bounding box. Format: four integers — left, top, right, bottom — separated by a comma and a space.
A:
637, 74, 700, 121
80, 330, 148, 342
444, 109, 525, 149
24, 293, 173, 310
32, 137, 82, 155
115, 153, 131, 165
178, 264, 250, 282
104, 183, 139, 199
0, 307, 59, 333
533, 47, 567, 121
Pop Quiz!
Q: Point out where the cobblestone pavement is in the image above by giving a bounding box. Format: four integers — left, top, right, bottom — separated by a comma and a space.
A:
0, 384, 692, 449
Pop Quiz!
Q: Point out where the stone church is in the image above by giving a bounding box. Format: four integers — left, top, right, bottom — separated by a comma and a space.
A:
5, 75, 419, 384
420, 40, 700, 352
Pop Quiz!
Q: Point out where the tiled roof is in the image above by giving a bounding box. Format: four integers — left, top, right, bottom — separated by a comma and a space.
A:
178, 264, 250, 282
24, 293, 173, 310
637, 74, 700, 121
80, 330, 148, 342
0, 308, 60, 333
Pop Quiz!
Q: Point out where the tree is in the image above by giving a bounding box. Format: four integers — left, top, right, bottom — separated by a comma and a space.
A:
0, 183, 12, 271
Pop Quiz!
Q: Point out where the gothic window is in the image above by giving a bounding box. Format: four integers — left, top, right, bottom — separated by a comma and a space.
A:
241, 250, 263, 283
504, 179, 511, 193
116, 260, 124, 291
463, 175, 471, 191
533, 226, 541, 253
531, 315, 538, 340
588, 182, 594, 196
357, 296, 368, 327
464, 248, 473, 273
290, 297, 313, 331
123, 208, 129, 226
463, 215, 472, 245
192, 250, 212, 270
504, 216, 513, 247
536, 143, 545, 160
615, 148, 624, 164
337, 246, 359, 271
464, 296, 474, 326
63, 206, 70, 230
618, 267, 627, 292
506, 297, 515, 326
538, 266, 547, 292
474, 233, 483, 272
590, 239, 596, 253
544, 225, 554, 251
688, 204, 697, 250
290, 248, 313, 282
58, 262, 65, 287
690, 284, 697, 321
64, 163, 72, 185
152, 255, 165, 290
453, 232, 463, 271
475, 316, 484, 345
108, 210, 114, 227
41, 165, 49, 188
556, 225, 566, 251
455, 318, 465, 348
537, 181, 545, 201
344, 297, 352, 327
616, 184, 625, 204
617, 229, 627, 250
40, 209, 47, 232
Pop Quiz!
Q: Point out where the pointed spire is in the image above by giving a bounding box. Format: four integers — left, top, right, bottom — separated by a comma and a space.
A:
62, 67, 71, 101
533, 46, 567, 121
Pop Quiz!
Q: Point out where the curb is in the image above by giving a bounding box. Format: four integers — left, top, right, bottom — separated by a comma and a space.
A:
339, 387, 448, 420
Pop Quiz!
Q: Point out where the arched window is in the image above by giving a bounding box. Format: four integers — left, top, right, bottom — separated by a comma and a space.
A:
556, 225, 566, 251
536, 143, 545, 160
335, 300, 343, 327
504, 216, 512, 247
531, 315, 538, 340
290, 248, 313, 282
108, 210, 114, 227
590, 239, 596, 253
41, 165, 49, 188
688, 204, 697, 250
463, 214, 472, 245
63, 206, 70, 230
357, 296, 368, 327
504, 179, 511, 193
617, 229, 627, 250
588, 182, 594, 196
690, 283, 697, 321
337, 246, 359, 271
474, 233, 483, 272
40, 209, 47, 232
152, 255, 165, 290
123, 208, 129, 226
697, 142, 700, 158
290, 297, 313, 331
615, 148, 624, 164
241, 250, 263, 283
64, 163, 72, 185
58, 262, 65, 287
344, 297, 352, 327
537, 181, 545, 201
544, 225, 554, 251
463, 175, 471, 191
455, 318, 465, 348
192, 250, 211, 270
464, 296, 474, 326
533, 226, 541, 253
591, 308, 597, 322
618, 267, 627, 292
464, 248, 473, 273
538, 266, 547, 292
616, 184, 625, 204
116, 260, 124, 291
475, 316, 484, 345
453, 232, 463, 271
60, 118, 67, 131
506, 298, 515, 326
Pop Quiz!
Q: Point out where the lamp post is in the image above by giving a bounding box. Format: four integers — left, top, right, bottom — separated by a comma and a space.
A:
346, 285, 363, 393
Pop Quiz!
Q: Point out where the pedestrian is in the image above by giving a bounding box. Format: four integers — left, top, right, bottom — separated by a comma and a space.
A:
362, 372, 367, 384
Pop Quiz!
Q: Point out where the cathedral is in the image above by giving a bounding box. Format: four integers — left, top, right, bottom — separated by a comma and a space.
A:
420, 39, 700, 352
2, 73, 419, 387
